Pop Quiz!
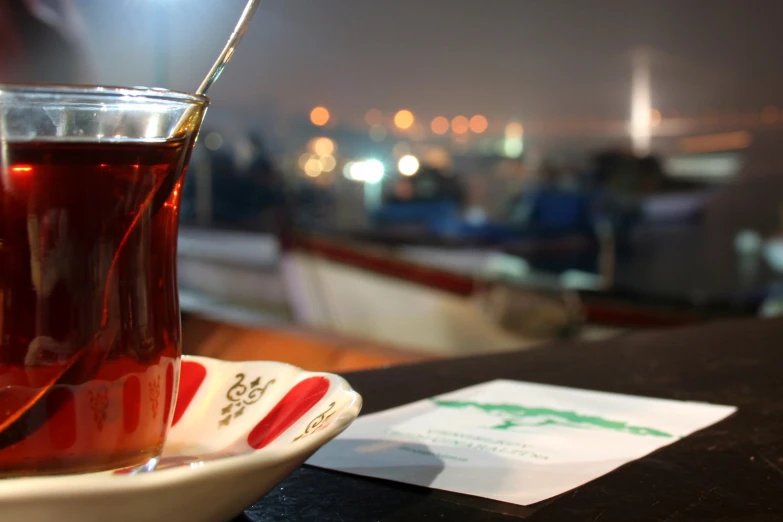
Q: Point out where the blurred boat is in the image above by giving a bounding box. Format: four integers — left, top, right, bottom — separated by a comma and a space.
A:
177, 226, 614, 355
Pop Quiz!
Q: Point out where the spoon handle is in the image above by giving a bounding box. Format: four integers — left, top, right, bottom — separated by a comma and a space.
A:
196, 0, 263, 95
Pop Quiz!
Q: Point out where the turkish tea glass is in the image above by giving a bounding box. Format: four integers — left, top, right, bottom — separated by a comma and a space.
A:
0, 85, 208, 476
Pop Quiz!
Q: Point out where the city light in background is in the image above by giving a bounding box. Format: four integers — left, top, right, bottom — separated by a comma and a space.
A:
311, 137, 335, 156
300, 104, 783, 146
431, 116, 449, 135
423, 147, 451, 169
505, 122, 524, 137
630, 48, 651, 156
394, 110, 415, 130
348, 159, 385, 183
469, 115, 488, 134
288, 99, 783, 188
398, 154, 420, 176
300, 150, 338, 177
320, 155, 337, 172
304, 156, 322, 177
299, 136, 339, 178
205, 83, 783, 198
310, 106, 330, 126
296, 100, 783, 186
451, 115, 469, 134
342, 161, 354, 179
503, 121, 524, 158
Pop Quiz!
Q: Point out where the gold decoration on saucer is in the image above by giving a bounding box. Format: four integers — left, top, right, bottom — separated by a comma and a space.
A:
293, 402, 337, 442
218, 373, 275, 428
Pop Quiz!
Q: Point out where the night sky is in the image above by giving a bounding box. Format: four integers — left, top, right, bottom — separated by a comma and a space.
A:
78, 0, 783, 128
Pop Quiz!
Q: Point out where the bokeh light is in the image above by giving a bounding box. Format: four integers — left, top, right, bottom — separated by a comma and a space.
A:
503, 138, 523, 158
451, 115, 470, 134
394, 109, 415, 130
312, 137, 335, 156
310, 106, 330, 126
343, 161, 355, 178
503, 121, 524, 158
431, 116, 449, 135
398, 155, 420, 176
304, 157, 323, 177
423, 147, 451, 169
350, 159, 385, 183
505, 121, 524, 138
469, 115, 488, 134
319, 154, 337, 172
204, 132, 223, 151
365, 108, 383, 126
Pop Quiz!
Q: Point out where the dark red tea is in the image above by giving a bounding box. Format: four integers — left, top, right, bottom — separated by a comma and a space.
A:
0, 137, 191, 475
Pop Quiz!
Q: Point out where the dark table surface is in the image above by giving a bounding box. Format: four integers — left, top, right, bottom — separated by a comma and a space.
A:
238, 317, 783, 521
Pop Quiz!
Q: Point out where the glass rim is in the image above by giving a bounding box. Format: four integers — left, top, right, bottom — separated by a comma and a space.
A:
0, 83, 209, 107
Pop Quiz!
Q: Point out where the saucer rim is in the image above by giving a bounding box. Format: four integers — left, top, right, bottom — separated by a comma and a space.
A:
0, 355, 362, 499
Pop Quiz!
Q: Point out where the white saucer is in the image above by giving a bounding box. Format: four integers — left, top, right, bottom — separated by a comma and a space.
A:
0, 356, 362, 522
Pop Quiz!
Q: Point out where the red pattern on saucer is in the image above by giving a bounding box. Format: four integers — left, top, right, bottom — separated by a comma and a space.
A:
0, 356, 362, 522
171, 360, 206, 426
247, 376, 330, 449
